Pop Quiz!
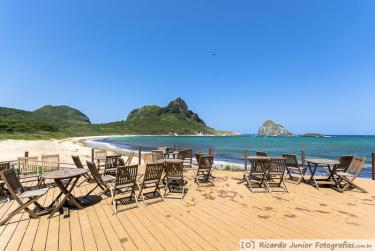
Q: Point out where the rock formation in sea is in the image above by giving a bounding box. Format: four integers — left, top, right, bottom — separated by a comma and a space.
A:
257, 120, 293, 136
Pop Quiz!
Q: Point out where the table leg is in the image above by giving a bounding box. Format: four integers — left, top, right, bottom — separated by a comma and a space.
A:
307, 162, 319, 189
328, 164, 341, 189
48, 177, 83, 218
46, 178, 73, 208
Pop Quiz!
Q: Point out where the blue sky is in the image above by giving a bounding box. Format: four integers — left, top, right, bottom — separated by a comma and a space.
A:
0, 1, 374, 134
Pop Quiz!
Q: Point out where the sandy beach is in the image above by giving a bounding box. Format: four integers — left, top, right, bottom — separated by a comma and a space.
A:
0, 135, 147, 167
0, 136, 139, 164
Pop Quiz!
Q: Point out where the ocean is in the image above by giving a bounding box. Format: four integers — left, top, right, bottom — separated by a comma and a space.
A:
91, 135, 375, 178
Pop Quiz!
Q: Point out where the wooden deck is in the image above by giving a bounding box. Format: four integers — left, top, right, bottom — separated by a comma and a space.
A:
1, 169, 375, 251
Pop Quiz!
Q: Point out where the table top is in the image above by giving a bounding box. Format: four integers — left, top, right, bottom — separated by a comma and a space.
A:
247, 156, 286, 160
155, 159, 184, 164
41, 168, 88, 180
247, 156, 270, 160
305, 158, 340, 165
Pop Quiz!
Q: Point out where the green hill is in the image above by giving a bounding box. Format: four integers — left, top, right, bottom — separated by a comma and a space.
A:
121, 98, 214, 135
0, 98, 219, 139
33, 105, 91, 125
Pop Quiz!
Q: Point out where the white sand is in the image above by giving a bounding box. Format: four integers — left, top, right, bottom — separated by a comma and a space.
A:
0, 136, 140, 164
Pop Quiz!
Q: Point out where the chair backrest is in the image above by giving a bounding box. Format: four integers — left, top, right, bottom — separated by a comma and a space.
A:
95, 150, 107, 159
42, 154, 60, 172
157, 147, 168, 155
176, 150, 187, 160
105, 155, 122, 170
184, 148, 193, 160
197, 155, 214, 171
86, 161, 102, 181
165, 162, 184, 179
256, 151, 268, 157
152, 150, 164, 163
1, 169, 24, 195
250, 158, 269, 174
125, 152, 134, 166
195, 153, 205, 165
268, 158, 287, 174
282, 153, 299, 168
143, 163, 164, 184
17, 156, 39, 175
115, 165, 138, 189
338, 155, 354, 172
72, 155, 84, 169
0, 162, 10, 172
346, 156, 366, 178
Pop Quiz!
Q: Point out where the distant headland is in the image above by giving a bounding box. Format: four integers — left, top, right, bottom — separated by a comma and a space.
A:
0, 98, 234, 140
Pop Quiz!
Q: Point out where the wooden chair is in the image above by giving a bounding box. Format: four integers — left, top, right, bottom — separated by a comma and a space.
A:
17, 156, 40, 182
152, 150, 164, 163
182, 148, 193, 169
110, 165, 139, 214
282, 153, 306, 184
336, 156, 367, 193
94, 150, 107, 169
256, 151, 268, 157
267, 158, 288, 192
95, 150, 107, 159
138, 163, 164, 206
176, 149, 187, 160
0, 162, 11, 200
104, 155, 122, 175
195, 153, 204, 166
245, 158, 269, 193
122, 152, 134, 166
164, 162, 187, 200
41, 154, 60, 173
0, 169, 49, 225
158, 147, 168, 158
194, 154, 214, 186
336, 155, 354, 173
85, 161, 115, 197
72, 155, 93, 186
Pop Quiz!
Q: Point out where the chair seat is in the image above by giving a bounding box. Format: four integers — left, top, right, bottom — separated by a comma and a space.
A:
20, 188, 49, 198
19, 173, 40, 179
102, 175, 115, 183
287, 166, 302, 170
336, 172, 352, 177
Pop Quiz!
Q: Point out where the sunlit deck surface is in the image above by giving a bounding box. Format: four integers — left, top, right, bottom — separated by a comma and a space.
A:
1, 169, 375, 251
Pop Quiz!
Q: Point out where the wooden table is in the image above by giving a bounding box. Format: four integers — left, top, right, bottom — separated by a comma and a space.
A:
305, 159, 340, 189
155, 159, 184, 165
42, 168, 88, 218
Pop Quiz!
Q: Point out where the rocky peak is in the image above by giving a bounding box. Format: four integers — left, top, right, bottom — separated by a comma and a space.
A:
165, 97, 189, 113
257, 120, 293, 136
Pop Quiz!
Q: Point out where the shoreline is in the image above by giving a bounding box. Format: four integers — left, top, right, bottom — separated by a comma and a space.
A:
0, 135, 373, 179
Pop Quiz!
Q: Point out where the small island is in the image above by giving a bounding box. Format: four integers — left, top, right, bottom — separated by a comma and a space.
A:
301, 133, 325, 138
257, 120, 293, 137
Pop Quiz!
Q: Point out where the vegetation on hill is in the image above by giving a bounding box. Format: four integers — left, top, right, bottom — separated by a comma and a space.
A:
0, 98, 220, 139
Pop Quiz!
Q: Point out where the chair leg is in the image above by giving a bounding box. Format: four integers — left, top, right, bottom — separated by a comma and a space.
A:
345, 178, 367, 193
138, 187, 147, 206
0, 196, 41, 225
110, 188, 117, 214
158, 186, 165, 201
133, 189, 139, 207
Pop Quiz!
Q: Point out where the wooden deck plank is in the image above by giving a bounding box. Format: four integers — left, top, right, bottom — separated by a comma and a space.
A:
0, 169, 374, 251
32, 187, 56, 251
74, 183, 98, 251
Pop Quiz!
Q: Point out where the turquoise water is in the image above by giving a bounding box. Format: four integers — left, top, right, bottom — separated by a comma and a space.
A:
94, 135, 375, 178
